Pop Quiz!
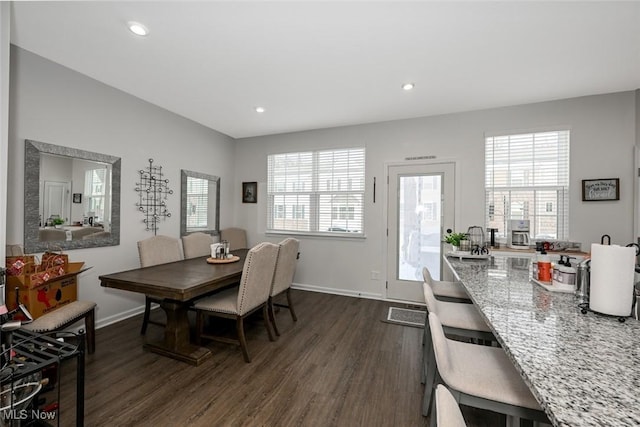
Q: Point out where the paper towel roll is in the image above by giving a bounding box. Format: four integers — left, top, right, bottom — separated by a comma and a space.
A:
589, 243, 635, 316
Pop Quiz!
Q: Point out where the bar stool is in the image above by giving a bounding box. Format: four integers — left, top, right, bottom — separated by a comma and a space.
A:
421, 282, 495, 386
423, 267, 470, 303
425, 313, 550, 426
435, 385, 467, 427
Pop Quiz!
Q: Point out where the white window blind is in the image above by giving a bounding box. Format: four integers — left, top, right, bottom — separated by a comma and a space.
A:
186, 177, 209, 229
485, 130, 570, 240
267, 148, 365, 236
84, 168, 107, 220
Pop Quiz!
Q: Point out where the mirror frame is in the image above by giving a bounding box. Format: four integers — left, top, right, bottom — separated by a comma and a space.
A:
24, 139, 121, 253
180, 169, 220, 237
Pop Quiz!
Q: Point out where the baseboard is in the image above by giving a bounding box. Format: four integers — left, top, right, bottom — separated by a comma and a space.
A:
95, 305, 147, 330
291, 282, 383, 300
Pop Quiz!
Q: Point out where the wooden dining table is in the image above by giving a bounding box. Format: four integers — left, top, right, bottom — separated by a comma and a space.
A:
99, 249, 248, 365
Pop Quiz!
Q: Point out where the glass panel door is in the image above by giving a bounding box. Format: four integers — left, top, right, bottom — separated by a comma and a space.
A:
387, 163, 455, 302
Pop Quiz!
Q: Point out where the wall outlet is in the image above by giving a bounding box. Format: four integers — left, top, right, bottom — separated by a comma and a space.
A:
371, 270, 380, 280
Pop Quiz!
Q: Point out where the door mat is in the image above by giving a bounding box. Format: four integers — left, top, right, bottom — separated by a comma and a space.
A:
383, 306, 426, 328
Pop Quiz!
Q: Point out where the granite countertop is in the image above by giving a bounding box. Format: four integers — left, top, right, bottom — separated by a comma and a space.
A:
445, 254, 640, 427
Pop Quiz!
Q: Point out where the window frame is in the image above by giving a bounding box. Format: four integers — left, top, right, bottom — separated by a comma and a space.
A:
267, 147, 366, 238
485, 130, 570, 241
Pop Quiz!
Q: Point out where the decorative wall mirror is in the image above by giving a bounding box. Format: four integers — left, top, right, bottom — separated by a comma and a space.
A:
180, 169, 220, 237
24, 139, 121, 253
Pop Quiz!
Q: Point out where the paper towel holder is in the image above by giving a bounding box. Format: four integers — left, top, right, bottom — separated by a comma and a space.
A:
579, 303, 629, 322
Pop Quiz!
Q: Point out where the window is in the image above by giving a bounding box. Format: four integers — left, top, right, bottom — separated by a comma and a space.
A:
267, 148, 365, 236
84, 168, 107, 220
485, 130, 569, 240
185, 176, 209, 229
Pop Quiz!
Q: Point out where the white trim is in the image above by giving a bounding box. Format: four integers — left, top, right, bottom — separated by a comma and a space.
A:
95, 304, 147, 330
291, 283, 383, 300
483, 125, 573, 138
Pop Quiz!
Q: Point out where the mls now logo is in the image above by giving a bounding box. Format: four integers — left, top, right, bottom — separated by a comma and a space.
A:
1, 409, 56, 421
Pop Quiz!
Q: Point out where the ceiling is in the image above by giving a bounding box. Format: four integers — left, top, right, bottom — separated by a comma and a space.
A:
9, 1, 640, 139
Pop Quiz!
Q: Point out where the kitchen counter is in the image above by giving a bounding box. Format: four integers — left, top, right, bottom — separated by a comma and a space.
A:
490, 246, 589, 257
445, 254, 640, 427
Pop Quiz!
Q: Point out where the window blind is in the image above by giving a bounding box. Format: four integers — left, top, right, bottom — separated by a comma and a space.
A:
485, 130, 570, 240
267, 147, 365, 236
186, 177, 209, 229
84, 168, 107, 220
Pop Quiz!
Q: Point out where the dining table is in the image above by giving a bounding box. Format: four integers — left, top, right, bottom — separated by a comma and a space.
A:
99, 249, 248, 365
445, 253, 640, 427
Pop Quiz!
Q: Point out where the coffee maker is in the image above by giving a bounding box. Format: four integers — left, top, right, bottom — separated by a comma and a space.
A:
507, 219, 530, 250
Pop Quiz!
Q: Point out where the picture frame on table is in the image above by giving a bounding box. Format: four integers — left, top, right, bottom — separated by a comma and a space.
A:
582, 178, 619, 201
242, 182, 257, 203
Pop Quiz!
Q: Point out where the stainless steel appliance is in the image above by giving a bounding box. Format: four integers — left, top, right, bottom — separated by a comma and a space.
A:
507, 219, 530, 250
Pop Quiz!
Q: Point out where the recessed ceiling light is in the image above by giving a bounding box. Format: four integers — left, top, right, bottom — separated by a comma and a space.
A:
402, 82, 415, 91
255, 106, 266, 113
128, 21, 149, 37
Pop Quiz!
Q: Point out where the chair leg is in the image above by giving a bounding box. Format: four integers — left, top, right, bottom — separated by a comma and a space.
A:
141, 296, 152, 335
236, 316, 251, 363
262, 304, 275, 342
422, 341, 437, 417
286, 288, 297, 321
85, 309, 96, 354
268, 297, 281, 337
429, 389, 438, 427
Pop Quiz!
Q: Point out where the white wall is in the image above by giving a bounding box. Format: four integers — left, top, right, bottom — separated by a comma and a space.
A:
234, 91, 638, 298
0, 3, 10, 263
7, 47, 236, 326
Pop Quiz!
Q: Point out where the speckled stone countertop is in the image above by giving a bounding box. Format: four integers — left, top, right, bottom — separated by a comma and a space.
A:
445, 254, 640, 427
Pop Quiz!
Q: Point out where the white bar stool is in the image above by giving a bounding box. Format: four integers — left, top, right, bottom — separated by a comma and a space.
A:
435, 385, 467, 427
425, 313, 550, 426
423, 267, 470, 303
421, 282, 495, 387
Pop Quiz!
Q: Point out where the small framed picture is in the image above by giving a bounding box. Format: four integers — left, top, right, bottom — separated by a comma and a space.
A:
582, 178, 620, 201
72, 193, 82, 204
242, 182, 257, 203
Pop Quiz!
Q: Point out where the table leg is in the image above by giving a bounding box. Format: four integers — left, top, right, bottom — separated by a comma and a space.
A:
143, 300, 212, 366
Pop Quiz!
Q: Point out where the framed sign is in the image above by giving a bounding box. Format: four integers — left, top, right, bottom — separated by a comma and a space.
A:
72, 193, 82, 203
582, 178, 619, 201
242, 182, 257, 203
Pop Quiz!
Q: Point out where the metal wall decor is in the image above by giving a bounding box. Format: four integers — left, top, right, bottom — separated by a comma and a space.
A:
135, 158, 173, 234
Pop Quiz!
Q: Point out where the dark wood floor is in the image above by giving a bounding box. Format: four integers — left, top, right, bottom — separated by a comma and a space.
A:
51, 290, 500, 426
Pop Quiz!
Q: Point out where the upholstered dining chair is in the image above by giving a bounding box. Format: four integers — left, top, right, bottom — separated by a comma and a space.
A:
194, 242, 279, 363
181, 232, 214, 259
425, 313, 549, 425
220, 227, 248, 251
422, 266, 470, 303
268, 238, 300, 336
137, 235, 185, 334
435, 385, 467, 427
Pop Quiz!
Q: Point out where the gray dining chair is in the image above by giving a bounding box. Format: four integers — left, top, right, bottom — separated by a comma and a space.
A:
220, 227, 248, 251
181, 232, 214, 259
268, 237, 300, 336
194, 242, 279, 363
435, 385, 467, 427
424, 313, 549, 425
137, 235, 185, 334
423, 266, 470, 303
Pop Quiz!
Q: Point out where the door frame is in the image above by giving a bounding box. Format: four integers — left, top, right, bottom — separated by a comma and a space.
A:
382, 159, 460, 302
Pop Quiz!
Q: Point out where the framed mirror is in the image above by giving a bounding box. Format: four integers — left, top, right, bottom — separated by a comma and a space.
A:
24, 139, 121, 253
180, 169, 220, 236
